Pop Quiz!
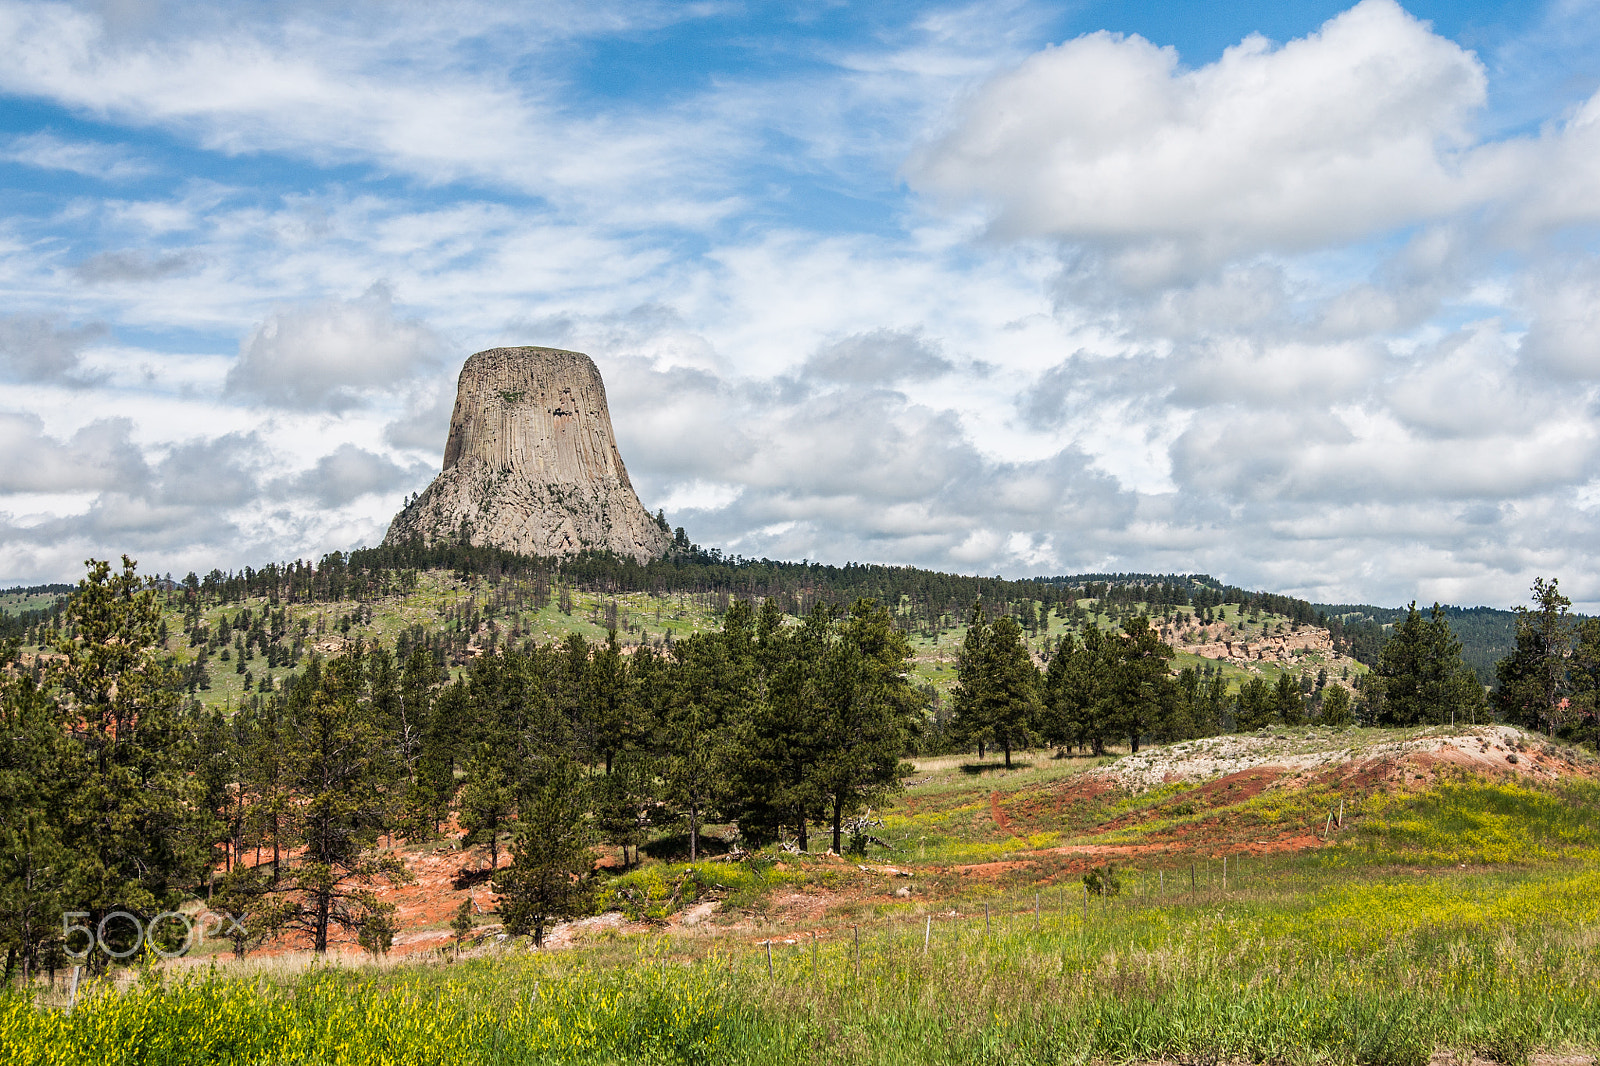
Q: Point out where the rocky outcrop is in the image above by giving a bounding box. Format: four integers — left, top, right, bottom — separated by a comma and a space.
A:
384, 347, 672, 564
1166, 621, 1356, 672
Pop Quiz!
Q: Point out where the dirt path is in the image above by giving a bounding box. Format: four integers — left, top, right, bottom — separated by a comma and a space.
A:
990, 791, 1011, 833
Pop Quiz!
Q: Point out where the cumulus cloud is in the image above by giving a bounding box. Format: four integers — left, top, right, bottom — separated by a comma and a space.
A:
383, 383, 455, 454
224, 283, 445, 410
0, 315, 109, 387
912, 0, 1488, 267
281, 444, 423, 508
798, 329, 954, 385
0, 413, 148, 492
1519, 267, 1600, 382
151, 432, 265, 507
0, 418, 430, 583
582, 328, 1136, 574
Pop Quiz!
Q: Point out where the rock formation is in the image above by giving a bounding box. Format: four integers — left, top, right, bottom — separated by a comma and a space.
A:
384, 346, 672, 564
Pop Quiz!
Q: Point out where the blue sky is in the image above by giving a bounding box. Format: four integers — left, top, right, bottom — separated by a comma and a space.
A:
2, 0, 1600, 610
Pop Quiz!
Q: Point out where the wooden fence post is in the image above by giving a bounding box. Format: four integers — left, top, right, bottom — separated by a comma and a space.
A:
924, 915, 931, 956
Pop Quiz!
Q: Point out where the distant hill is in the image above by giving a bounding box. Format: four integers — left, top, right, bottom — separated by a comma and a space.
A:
1313, 602, 1525, 685
4, 546, 1543, 689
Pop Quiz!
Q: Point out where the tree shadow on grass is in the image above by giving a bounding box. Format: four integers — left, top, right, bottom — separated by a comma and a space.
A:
959, 761, 1035, 775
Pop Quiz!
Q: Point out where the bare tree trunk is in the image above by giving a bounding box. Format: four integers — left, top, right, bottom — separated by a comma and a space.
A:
314, 893, 330, 953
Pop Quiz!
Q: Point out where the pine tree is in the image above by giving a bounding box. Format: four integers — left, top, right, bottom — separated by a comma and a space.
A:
52, 557, 209, 968
1273, 671, 1304, 727
952, 603, 1041, 767
1569, 618, 1600, 751
1234, 676, 1274, 732
658, 602, 752, 860
0, 675, 71, 981
451, 897, 474, 957
585, 631, 634, 775
1497, 579, 1575, 736
458, 746, 515, 872
494, 758, 592, 949
1041, 628, 1119, 755
265, 646, 411, 953
1320, 685, 1353, 726
593, 749, 657, 867
814, 599, 918, 854
1374, 603, 1484, 726
1105, 615, 1175, 752
402, 646, 451, 833
733, 600, 828, 849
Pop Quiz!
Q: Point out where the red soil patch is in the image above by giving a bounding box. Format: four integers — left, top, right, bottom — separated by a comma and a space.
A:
990, 791, 1011, 833
1003, 774, 1119, 825
950, 860, 1032, 877
1185, 766, 1281, 806
1047, 844, 1156, 859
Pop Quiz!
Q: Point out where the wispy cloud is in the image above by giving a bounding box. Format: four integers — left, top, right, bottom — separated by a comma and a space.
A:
0, 131, 153, 180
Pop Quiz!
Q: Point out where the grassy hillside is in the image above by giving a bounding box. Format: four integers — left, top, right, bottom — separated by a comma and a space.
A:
3, 551, 1529, 693
8, 571, 1358, 715
9, 726, 1598, 1065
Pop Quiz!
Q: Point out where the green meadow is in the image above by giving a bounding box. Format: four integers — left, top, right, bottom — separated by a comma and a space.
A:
8, 772, 1599, 1065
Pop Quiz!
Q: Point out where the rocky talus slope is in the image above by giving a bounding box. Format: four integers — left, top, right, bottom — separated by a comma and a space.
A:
384, 347, 672, 564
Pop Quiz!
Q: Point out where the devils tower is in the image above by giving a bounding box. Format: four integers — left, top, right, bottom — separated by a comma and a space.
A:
384, 347, 672, 564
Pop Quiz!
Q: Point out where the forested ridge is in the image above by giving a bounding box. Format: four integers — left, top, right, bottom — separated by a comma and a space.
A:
0, 540, 1549, 682
1313, 602, 1521, 683
3, 550, 1598, 977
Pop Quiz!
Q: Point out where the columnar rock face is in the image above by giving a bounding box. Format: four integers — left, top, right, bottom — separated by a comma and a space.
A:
384, 347, 672, 564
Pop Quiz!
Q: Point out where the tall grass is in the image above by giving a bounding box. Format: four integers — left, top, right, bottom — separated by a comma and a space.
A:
1350, 777, 1600, 865
9, 774, 1597, 1065
9, 861, 1599, 1065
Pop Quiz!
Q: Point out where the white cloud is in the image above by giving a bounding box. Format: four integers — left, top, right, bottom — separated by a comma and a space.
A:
5, 0, 1600, 611
798, 328, 954, 385
224, 283, 445, 410
911, 0, 1489, 266
74, 248, 200, 283
0, 413, 147, 491
0, 0, 739, 212
280, 443, 422, 508
0, 131, 152, 179
0, 315, 109, 386
1519, 265, 1600, 381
